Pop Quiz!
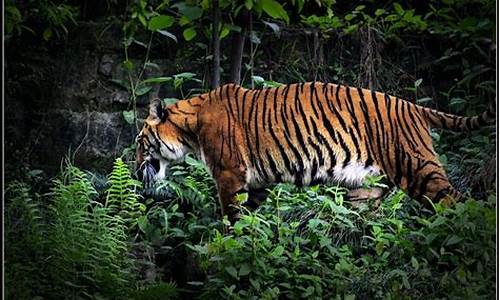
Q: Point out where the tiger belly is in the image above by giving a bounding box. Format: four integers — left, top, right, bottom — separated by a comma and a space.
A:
245, 162, 381, 189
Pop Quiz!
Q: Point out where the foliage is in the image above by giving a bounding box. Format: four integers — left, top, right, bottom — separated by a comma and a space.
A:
5, 152, 495, 299
5, 159, 162, 299
5, 0, 78, 41
189, 184, 495, 299
106, 158, 145, 229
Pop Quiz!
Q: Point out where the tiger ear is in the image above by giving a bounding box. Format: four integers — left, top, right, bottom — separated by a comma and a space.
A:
146, 99, 164, 126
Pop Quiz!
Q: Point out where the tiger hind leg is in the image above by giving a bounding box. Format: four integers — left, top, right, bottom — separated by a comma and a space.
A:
346, 187, 387, 201
409, 161, 462, 207
346, 187, 387, 209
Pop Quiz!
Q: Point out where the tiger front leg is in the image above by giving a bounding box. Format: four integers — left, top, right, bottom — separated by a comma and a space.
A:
215, 169, 247, 224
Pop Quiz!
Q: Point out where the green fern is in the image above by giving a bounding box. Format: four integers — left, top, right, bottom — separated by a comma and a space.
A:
6, 159, 142, 299
47, 162, 135, 298
106, 157, 145, 229
5, 181, 46, 299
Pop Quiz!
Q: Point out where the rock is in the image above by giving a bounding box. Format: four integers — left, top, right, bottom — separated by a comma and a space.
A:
29, 109, 138, 174
111, 90, 130, 104
98, 54, 115, 76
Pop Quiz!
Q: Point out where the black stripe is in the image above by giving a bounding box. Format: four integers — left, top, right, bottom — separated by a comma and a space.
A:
418, 171, 447, 200
234, 86, 241, 120
395, 99, 420, 154
261, 88, 271, 132
273, 85, 281, 123
405, 102, 435, 155
294, 84, 311, 135
282, 84, 291, 120
290, 113, 311, 161
266, 149, 282, 182
268, 109, 294, 176
241, 89, 251, 121
309, 82, 320, 119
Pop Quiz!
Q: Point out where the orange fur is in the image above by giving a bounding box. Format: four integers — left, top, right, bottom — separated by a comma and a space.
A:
136, 82, 494, 221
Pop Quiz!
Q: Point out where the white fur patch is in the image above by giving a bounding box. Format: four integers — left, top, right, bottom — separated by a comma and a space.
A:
159, 141, 187, 161
154, 159, 169, 181
330, 163, 381, 187
245, 162, 380, 188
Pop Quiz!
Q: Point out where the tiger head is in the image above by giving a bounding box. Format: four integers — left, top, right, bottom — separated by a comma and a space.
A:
135, 99, 189, 185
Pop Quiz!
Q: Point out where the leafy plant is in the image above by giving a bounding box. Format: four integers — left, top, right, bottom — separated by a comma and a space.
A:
4, 159, 150, 299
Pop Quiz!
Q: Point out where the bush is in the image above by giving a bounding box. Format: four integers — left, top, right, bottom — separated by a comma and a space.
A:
188, 183, 496, 299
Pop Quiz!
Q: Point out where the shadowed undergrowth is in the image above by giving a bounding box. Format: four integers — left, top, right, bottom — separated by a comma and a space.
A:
5, 155, 496, 299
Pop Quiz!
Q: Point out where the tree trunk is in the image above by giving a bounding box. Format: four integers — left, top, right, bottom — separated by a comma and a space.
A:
229, 32, 245, 85
211, 0, 220, 88
229, 11, 250, 85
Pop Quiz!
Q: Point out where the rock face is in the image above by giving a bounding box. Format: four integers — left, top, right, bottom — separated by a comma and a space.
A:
5, 22, 180, 175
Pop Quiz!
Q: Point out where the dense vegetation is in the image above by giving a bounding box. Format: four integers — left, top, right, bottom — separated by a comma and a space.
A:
6, 155, 496, 299
5, 0, 496, 299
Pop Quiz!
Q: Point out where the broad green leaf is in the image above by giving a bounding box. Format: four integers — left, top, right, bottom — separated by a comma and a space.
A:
172, 3, 203, 21
123, 60, 134, 71
411, 256, 419, 270
163, 98, 179, 106
345, 294, 356, 300
179, 15, 191, 26
239, 264, 251, 276
110, 79, 130, 90
261, 0, 289, 23
183, 27, 197, 41
135, 85, 152, 96
148, 15, 175, 31
122, 110, 135, 124
394, 3, 404, 15
375, 8, 386, 16
225, 266, 239, 279
245, 0, 253, 10
141, 77, 173, 84
445, 235, 463, 246
220, 26, 230, 39
271, 245, 284, 257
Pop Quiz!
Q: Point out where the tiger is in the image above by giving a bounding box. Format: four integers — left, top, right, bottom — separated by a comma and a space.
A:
135, 82, 495, 222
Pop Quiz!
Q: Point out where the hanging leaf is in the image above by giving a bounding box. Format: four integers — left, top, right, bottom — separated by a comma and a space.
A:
220, 25, 231, 39
135, 85, 152, 96
261, 0, 289, 23
141, 77, 173, 84
110, 78, 130, 91
122, 60, 134, 71
172, 3, 203, 21
183, 27, 197, 41
414, 78, 423, 87
148, 15, 175, 31
263, 21, 280, 33
122, 110, 135, 124
245, 0, 253, 10
132, 39, 147, 48
157, 30, 178, 42
163, 98, 179, 106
